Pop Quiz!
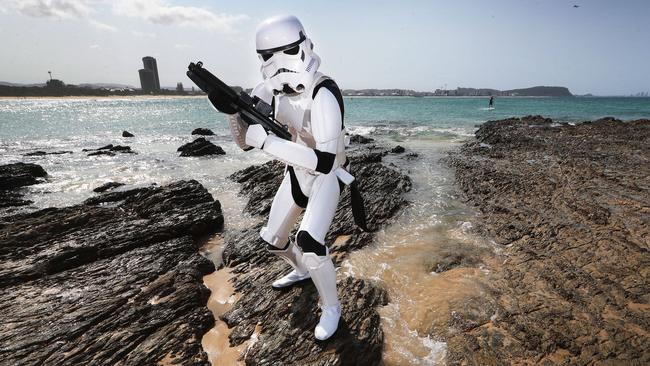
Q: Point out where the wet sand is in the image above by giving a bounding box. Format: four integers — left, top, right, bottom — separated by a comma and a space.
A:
201, 264, 245, 365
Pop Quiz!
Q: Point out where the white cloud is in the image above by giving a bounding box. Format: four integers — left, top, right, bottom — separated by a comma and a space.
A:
7, 1, 116, 33
113, 0, 248, 32
174, 44, 191, 49
9, 0, 92, 19
88, 19, 117, 32
89, 44, 100, 49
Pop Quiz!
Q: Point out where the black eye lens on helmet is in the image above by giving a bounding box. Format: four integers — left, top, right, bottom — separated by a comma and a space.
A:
261, 53, 273, 61
283, 45, 300, 55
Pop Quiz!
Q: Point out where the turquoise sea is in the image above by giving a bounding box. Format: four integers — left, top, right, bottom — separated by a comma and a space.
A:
1, 95, 648, 211
1, 95, 648, 364
2, 96, 649, 143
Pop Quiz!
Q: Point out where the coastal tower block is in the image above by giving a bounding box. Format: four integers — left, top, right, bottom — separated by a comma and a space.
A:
138, 56, 161, 93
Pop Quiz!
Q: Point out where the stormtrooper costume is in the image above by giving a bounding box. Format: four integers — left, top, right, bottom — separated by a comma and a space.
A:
227, 15, 347, 341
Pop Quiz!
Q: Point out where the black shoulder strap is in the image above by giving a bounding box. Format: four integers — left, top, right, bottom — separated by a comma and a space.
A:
312, 79, 344, 129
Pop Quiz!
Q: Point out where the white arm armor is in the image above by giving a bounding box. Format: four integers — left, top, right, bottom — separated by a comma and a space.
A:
261, 88, 343, 174
228, 83, 273, 151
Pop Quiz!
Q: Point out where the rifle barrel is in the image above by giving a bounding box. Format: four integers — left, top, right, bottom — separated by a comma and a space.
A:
187, 61, 292, 140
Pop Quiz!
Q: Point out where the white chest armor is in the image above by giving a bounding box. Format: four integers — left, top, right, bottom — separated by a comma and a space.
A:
275, 89, 315, 146
268, 73, 348, 168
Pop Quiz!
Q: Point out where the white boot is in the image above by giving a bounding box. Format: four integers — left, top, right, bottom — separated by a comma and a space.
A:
272, 269, 311, 288
267, 240, 311, 289
302, 249, 341, 341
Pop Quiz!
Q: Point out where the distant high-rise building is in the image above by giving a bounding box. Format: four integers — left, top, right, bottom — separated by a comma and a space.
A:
138, 56, 160, 93
138, 69, 156, 93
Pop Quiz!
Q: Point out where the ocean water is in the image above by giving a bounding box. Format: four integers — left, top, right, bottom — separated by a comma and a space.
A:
1, 96, 647, 210
1, 96, 648, 365
2, 96, 650, 143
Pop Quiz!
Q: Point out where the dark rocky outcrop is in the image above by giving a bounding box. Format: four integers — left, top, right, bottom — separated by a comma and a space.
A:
93, 181, 125, 193
122, 130, 135, 137
0, 163, 47, 191
218, 145, 412, 365
178, 138, 226, 157
191, 128, 215, 136
349, 134, 374, 144
87, 150, 116, 156
0, 163, 48, 209
23, 151, 73, 156
445, 116, 650, 365
0, 180, 224, 365
390, 145, 405, 154
84, 144, 135, 156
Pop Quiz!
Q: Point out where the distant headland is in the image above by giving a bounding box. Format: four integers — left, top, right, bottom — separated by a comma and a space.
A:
342, 86, 573, 97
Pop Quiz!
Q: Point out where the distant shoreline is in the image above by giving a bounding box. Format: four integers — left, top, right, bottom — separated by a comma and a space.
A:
1, 94, 644, 100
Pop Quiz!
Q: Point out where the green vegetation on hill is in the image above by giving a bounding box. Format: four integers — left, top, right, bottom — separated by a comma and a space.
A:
342, 86, 573, 97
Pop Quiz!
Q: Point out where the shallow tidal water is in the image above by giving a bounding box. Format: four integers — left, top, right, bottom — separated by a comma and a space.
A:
341, 139, 491, 365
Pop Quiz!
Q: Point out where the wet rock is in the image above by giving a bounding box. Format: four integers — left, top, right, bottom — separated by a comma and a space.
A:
449, 296, 497, 333
110, 145, 133, 153
0, 163, 47, 190
85, 144, 135, 156
24, 151, 73, 156
88, 150, 116, 156
0, 163, 47, 209
0, 180, 224, 365
391, 145, 405, 153
83, 144, 113, 151
24, 151, 47, 156
192, 128, 215, 136
445, 116, 650, 365
0, 191, 33, 209
122, 130, 134, 137
178, 138, 226, 157
220, 145, 411, 365
349, 134, 374, 144
228, 160, 285, 217
93, 181, 125, 193
423, 242, 484, 273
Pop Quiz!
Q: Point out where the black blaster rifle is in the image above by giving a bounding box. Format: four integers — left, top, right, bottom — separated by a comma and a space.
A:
186, 61, 291, 140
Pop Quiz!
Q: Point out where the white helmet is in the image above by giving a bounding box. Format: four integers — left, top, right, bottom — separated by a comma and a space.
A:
256, 15, 321, 95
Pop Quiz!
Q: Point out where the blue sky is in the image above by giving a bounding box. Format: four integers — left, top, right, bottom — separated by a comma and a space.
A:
0, 0, 648, 95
